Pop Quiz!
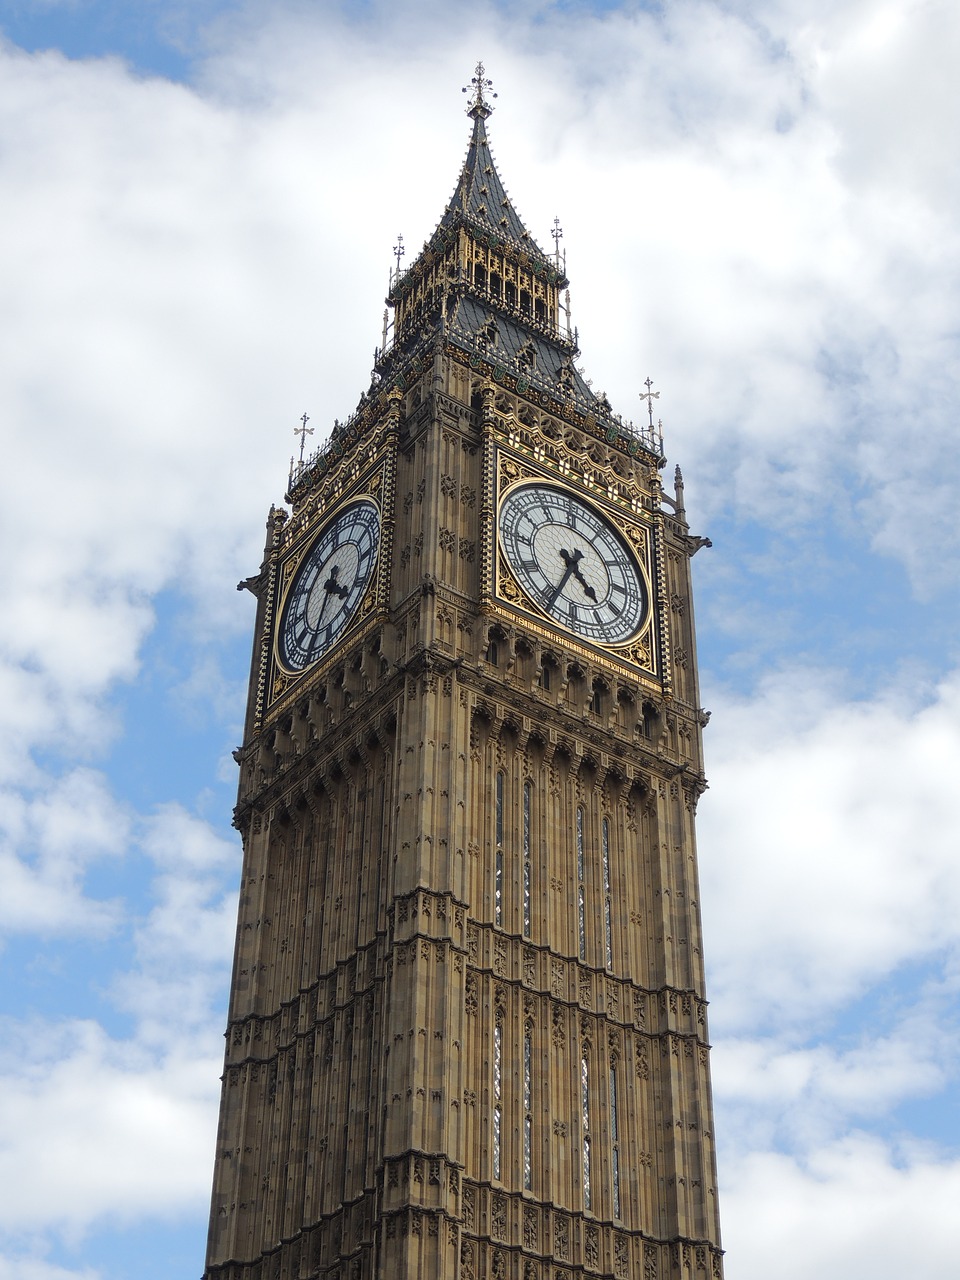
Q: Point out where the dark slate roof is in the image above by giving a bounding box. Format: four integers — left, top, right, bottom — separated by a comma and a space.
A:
449, 294, 597, 408
439, 113, 549, 260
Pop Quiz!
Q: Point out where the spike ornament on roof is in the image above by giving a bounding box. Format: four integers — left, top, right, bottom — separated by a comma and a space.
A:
640, 376, 660, 429
462, 61, 497, 118
294, 412, 313, 464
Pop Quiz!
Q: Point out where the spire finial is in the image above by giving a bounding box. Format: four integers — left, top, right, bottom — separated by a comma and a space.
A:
462, 61, 497, 118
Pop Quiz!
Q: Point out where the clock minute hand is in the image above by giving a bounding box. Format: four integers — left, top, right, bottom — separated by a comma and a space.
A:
571, 563, 597, 602
544, 547, 581, 609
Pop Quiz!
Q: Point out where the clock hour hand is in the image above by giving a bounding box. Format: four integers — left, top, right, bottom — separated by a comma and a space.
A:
323, 564, 350, 600
309, 565, 349, 641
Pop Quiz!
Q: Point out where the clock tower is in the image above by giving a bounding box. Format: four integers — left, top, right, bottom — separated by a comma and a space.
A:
204, 67, 723, 1280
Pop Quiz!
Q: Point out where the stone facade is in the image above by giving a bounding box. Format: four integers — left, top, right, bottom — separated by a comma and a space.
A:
203, 77, 722, 1280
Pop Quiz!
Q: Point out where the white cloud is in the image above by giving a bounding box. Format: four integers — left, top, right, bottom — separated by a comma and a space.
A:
699, 667, 960, 1029
713, 1001, 958, 1156
0, 1255, 100, 1280
0, 807, 235, 1241
0, 1018, 221, 1238
721, 1136, 960, 1279
114, 805, 239, 1044
0, 770, 128, 937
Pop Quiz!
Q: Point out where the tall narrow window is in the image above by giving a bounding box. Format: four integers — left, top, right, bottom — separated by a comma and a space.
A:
523, 781, 532, 937
581, 1048, 592, 1211
610, 1061, 621, 1218
495, 772, 504, 928
602, 817, 613, 969
523, 1024, 533, 1190
493, 1016, 503, 1179
576, 806, 586, 961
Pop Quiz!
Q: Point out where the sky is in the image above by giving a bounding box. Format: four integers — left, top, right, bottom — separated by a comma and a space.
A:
0, 0, 958, 1277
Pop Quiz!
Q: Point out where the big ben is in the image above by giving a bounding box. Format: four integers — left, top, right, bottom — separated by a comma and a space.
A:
204, 65, 724, 1280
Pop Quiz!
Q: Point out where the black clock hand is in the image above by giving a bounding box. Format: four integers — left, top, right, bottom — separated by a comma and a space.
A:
544, 548, 582, 609
571, 563, 597, 601
323, 564, 350, 600
310, 566, 346, 637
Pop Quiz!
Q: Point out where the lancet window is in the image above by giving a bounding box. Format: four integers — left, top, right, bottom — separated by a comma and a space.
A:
495, 770, 504, 928
493, 1014, 503, 1180
523, 1023, 533, 1190
610, 1060, 621, 1217
522, 780, 532, 937
602, 817, 613, 969
581, 1047, 592, 1211
576, 805, 586, 961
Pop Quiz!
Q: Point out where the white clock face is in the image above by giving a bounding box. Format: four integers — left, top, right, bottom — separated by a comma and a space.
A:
278, 500, 380, 671
499, 484, 647, 644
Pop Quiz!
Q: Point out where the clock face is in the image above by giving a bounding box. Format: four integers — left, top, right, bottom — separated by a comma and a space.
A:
498, 483, 647, 644
278, 499, 380, 671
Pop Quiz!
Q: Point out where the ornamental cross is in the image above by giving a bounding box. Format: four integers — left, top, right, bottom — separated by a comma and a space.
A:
551, 216, 563, 266
462, 61, 497, 115
639, 377, 660, 428
294, 412, 314, 463
393, 234, 405, 275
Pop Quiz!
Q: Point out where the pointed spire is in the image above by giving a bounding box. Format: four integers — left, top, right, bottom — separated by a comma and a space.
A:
439, 65, 549, 259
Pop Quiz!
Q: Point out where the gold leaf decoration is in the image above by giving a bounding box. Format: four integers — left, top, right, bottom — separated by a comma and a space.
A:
498, 560, 523, 605
499, 458, 524, 492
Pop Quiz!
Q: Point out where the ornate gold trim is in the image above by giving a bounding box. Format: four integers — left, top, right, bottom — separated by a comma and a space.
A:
270, 487, 385, 688
493, 453, 657, 673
